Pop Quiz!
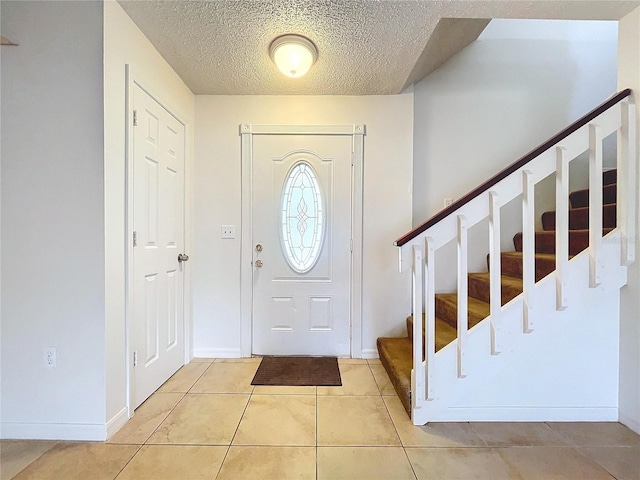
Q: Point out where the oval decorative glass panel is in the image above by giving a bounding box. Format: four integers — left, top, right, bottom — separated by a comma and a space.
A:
280, 161, 325, 273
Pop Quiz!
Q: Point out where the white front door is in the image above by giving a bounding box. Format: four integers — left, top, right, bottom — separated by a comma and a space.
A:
132, 83, 186, 408
252, 134, 352, 356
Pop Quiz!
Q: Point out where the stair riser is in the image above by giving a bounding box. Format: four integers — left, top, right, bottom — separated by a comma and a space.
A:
603, 169, 617, 186
569, 183, 616, 208
435, 296, 486, 330
468, 276, 522, 305
496, 254, 556, 282
541, 204, 617, 231
406, 316, 457, 352
513, 231, 611, 256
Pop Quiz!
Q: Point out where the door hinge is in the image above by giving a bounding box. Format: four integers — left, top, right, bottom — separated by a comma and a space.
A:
133, 109, 138, 127
133, 351, 138, 367
133, 231, 137, 247
350, 239, 353, 252
351, 151, 355, 166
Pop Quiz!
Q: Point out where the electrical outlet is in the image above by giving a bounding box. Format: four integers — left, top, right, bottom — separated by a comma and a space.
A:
444, 197, 453, 208
221, 225, 235, 239
43, 347, 56, 368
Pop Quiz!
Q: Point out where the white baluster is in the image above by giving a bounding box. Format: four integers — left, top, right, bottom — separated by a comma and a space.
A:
410, 245, 425, 423
522, 170, 535, 333
425, 237, 436, 400
589, 124, 603, 287
556, 147, 569, 310
619, 100, 637, 266
456, 215, 468, 378
489, 191, 501, 355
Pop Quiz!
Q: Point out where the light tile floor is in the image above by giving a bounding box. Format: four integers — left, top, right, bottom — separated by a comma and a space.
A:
2, 357, 639, 479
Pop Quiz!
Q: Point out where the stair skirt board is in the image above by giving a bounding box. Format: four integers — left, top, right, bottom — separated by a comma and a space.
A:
411, 233, 626, 424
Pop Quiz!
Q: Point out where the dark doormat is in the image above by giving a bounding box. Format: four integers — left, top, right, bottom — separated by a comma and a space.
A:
251, 356, 342, 386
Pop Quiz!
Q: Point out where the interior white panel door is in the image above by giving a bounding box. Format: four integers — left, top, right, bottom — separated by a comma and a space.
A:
132, 83, 186, 408
252, 134, 352, 356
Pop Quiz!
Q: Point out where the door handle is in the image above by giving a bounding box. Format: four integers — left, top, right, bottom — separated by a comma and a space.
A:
178, 253, 190, 263
255, 259, 263, 268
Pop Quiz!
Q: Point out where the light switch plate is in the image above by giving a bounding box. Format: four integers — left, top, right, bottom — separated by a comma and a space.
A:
221, 225, 235, 239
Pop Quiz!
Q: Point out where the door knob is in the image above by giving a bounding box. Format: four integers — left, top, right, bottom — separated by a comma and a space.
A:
178, 253, 190, 263
255, 259, 263, 268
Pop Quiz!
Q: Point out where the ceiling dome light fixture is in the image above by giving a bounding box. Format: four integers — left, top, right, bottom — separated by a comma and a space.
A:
269, 34, 318, 78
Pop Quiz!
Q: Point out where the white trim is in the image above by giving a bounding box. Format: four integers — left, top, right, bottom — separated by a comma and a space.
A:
193, 348, 242, 359
351, 127, 365, 358
125, 65, 135, 415
1, 422, 108, 442
361, 349, 379, 359
106, 407, 130, 440
125, 65, 191, 413
416, 407, 618, 423
240, 124, 365, 358
241, 124, 364, 135
619, 411, 640, 435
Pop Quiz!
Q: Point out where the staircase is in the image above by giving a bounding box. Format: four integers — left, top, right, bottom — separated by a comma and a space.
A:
377, 170, 619, 418
379, 89, 636, 425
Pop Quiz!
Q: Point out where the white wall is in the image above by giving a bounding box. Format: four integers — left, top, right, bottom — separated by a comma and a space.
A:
194, 95, 413, 357
412, 19, 619, 291
618, 7, 640, 435
1, 1, 107, 439
103, 0, 195, 425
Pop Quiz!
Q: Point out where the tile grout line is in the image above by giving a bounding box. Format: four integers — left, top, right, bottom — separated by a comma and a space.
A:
378, 377, 420, 479
468, 421, 489, 447
213, 363, 256, 480
131, 359, 212, 447
3, 441, 61, 480
111, 443, 144, 479
141, 391, 188, 445
126, 360, 215, 448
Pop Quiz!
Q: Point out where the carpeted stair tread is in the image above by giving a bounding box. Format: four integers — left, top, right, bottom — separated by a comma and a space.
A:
569, 183, 617, 208
377, 336, 413, 416
406, 315, 458, 352
436, 294, 490, 330
468, 272, 523, 305
494, 251, 558, 281
513, 229, 614, 256
541, 204, 617, 231
376, 169, 618, 420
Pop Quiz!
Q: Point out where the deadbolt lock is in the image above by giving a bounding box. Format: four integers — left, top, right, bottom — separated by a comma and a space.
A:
255, 243, 263, 252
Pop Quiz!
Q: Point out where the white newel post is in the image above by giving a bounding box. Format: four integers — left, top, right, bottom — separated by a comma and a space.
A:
619, 100, 637, 266
410, 245, 425, 422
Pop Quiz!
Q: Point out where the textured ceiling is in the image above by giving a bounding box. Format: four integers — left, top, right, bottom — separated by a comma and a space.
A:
118, 0, 640, 95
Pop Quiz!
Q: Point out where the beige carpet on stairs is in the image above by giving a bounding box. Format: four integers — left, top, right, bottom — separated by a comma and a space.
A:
378, 169, 618, 418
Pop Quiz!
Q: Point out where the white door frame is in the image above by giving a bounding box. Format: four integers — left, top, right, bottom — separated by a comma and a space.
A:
240, 124, 365, 358
125, 65, 192, 416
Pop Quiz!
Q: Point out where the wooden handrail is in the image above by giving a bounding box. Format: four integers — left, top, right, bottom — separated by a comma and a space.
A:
395, 88, 633, 247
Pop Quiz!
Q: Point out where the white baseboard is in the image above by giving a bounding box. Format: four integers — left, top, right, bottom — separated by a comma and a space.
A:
193, 347, 242, 359
361, 349, 379, 359
619, 411, 640, 434
415, 406, 619, 424
1, 422, 108, 441
106, 407, 130, 440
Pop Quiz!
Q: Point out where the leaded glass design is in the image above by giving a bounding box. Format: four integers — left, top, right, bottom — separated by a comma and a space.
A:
280, 161, 325, 273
